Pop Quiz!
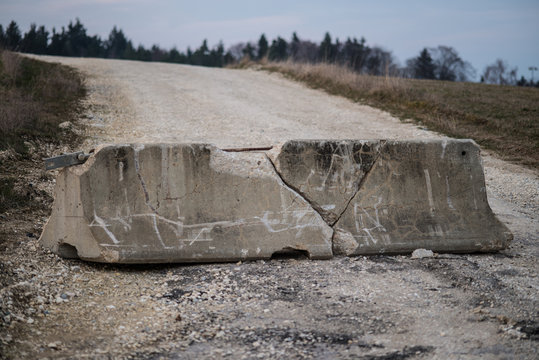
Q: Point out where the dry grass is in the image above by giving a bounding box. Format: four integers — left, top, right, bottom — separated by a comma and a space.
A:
0, 50, 86, 213
262, 61, 539, 169
0, 50, 86, 153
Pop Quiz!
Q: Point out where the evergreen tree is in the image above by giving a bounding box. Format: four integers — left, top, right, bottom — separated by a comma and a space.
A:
319, 32, 335, 62
268, 37, 288, 61
242, 42, 255, 59
48, 27, 66, 55
150, 44, 166, 62
257, 34, 268, 60
86, 34, 105, 58
209, 42, 225, 67
136, 44, 151, 61
5, 21, 22, 50
106, 26, 128, 58
516, 76, 528, 87
168, 47, 187, 63
63, 19, 91, 56
192, 39, 211, 65
343, 37, 369, 72
21, 24, 49, 54
290, 32, 300, 60
223, 50, 235, 65
0, 25, 5, 48
413, 48, 435, 79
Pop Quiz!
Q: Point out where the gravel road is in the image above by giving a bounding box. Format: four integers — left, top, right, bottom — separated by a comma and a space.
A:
1, 56, 537, 359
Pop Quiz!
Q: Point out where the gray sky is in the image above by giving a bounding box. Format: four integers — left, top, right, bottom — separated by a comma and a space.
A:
1, 0, 538, 80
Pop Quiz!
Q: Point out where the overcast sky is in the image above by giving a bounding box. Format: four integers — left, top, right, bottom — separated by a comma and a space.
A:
1, 0, 538, 80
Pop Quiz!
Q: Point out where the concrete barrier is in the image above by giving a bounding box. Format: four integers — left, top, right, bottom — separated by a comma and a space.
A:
40, 140, 512, 263
271, 140, 512, 255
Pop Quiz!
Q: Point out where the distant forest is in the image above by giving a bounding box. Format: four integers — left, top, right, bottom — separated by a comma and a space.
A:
0, 19, 536, 87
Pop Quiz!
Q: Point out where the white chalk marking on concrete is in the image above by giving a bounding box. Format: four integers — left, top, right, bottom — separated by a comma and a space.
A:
115, 216, 131, 232
441, 140, 447, 159
161, 144, 169, 198
91, 212, 119, 244
445, 176, 455, 210
188, 228, 211, 246
151, 214, 167, 248
118, 161, 124, 182
470, 174, 478, 210
362, 228, 377, 245
424, 169, 435, 214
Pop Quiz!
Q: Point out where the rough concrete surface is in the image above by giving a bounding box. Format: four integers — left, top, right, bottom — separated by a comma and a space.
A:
332, 139, 512, 255
41, 139, 510, 262
1, 56, 538, 359
41, 143, 333, 263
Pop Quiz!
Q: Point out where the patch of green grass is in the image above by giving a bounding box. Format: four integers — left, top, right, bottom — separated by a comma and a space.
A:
262, 62, 539, 168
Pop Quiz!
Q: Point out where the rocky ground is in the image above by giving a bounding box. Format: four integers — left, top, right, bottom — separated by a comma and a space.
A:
0, 57, 537, 359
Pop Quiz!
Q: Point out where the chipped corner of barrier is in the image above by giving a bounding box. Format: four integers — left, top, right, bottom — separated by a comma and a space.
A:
44, 149, 95, 171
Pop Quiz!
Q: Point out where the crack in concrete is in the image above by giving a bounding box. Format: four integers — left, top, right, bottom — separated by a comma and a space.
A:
264, 153, 333, 253
133, 145, 158, 214
264, 142, 385, 229
330, 140, 386, 227
265, 153, 328, 222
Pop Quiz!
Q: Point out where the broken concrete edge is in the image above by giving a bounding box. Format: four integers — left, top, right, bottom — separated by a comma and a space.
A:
39, 140, 513, 264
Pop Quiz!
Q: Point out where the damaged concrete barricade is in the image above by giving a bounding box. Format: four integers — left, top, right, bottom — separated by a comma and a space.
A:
270, 139, 512, 255
40, 144, 333, 263
40, 139, 512, 263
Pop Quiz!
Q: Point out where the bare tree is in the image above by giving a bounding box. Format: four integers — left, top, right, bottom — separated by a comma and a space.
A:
365, 46, 397, 76
227, 43, 246, 61
292, 40, 319, 63
430, 46, 475, 81
482, 59, 517, 85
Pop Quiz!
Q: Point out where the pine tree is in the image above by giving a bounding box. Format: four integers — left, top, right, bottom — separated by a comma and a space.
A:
106, 26, 128, 58
268, 37, 288, 61
21, 24, 49, 54
257, 34, 268, 60
5, 21, 22, 50
290, 32, 300, 60
413, 48, 435, 79
319, 32, 335, 62
64, 19, 90, 56
242, 42, 255, 59
48, 27, 66, 55
0, 25, 5, 48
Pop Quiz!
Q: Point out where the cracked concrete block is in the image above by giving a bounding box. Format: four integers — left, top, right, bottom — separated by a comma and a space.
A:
332, 140, 512, 255
41, 139, 512, 263
268, 140, 383, 224
40, 144, 333, 263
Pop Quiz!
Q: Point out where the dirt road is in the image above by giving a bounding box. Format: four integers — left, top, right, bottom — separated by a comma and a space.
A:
1, 56, 538, 359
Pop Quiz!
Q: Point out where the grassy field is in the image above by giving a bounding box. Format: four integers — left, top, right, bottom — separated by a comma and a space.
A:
261, 62, 539, 169
0, 50, 86, 212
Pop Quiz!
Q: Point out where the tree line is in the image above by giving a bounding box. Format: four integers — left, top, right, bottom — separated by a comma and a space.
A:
0, 19, 536, 87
